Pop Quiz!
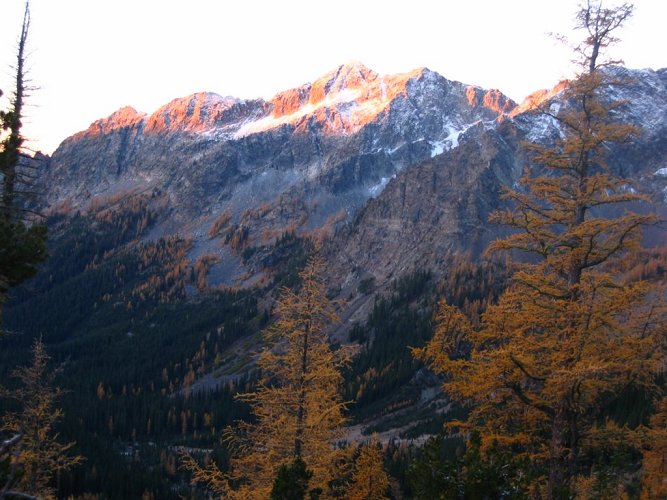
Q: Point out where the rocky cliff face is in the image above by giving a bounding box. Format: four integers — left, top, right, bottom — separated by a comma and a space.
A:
39, 64, 666, 289
328, 122, 521, 290
328, 66, 667, 293
40, 62, 518, 284
43, 62, 515, 208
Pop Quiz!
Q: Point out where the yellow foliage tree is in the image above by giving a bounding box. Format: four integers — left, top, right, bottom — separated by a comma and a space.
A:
641, 396, 667, 499
346, 435, 391, 500
183, 256, 350, 498
414, 2, 666, 497
0, 339, 83, 499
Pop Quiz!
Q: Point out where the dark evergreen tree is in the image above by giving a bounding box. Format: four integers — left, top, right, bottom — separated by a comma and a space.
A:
407, 431, 531, 499
0, 1, 47, 334
270, 457, 314, 500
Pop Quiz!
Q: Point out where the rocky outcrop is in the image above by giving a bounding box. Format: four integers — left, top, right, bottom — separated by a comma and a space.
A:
327, 121, 522, 290
327, 66, 667, 292
144, 93, 266, 134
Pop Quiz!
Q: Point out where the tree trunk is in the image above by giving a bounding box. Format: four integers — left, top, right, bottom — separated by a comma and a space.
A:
0, 2, 28, 224
548, 401, 574, 499
294, 319, 310, 459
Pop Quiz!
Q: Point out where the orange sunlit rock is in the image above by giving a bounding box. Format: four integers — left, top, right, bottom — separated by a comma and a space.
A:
483, 89, 515, 115
511, 80, 570, 116
271, 88, 309, 118
238, 62, 430, 137
466, 86, 481, 107
141, 92, 262, 135
466, 86, 517, 119
74, 106, 145, 139
76, 63, 519, 142
145, 93, 229, 133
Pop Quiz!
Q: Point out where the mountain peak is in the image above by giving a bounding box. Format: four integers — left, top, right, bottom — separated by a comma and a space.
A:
298, 61, 380, 111
236, 63, 512, 138
511, 80, 569, 116
321, 61, 378, 93
144, 92, 250, 133
338, 60, 373, 74
76, 106, 146, 140
242, 63, 428, 136
68, 64, 521, 147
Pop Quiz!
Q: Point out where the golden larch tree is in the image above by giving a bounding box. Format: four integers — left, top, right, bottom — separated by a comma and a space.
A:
0, 339, 83, 499
640, 396, 667, 499
183, 255, 350, 498
414, 1, 665, 497
346, 435, 391, 500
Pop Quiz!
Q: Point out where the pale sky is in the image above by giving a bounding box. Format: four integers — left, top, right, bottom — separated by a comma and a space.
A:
1, 0, 665, 155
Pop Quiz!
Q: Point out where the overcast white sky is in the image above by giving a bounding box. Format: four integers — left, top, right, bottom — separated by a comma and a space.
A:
1, 0, 665, 154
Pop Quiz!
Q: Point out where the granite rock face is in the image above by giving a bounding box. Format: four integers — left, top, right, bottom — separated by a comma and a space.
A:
42, 63, 514, 216
39, 63, 516, 282
328, 122, 521, 288
328, 66, 667, 291
38, 64, 667, 287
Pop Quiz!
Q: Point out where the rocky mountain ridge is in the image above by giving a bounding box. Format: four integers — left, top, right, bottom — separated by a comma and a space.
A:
40, 62, 520, 285
37, 64, 667, 295
330, 65, 667, 291
67, 62, 515, 143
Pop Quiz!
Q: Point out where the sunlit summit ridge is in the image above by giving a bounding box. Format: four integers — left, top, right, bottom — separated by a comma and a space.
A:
72, 62, 517, 146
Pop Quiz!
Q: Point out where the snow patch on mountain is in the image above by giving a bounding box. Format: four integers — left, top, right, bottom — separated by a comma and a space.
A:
369, 175, 394, 197
524, 112, 563, 142
654, 167, 667, 177
430, 140, 447, 157
430, 122, 478, 157
235, 88, 363, 137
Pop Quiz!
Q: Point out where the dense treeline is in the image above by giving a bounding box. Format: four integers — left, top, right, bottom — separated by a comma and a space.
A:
345, 257, 509, 422
12, 194, 157, 301
254, 230, 316, 290
345, 269, 435, 414
2, 288, 260, 497
56, 382, 250, 499
0, 193, 267, 497
0, 184, 325, 497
